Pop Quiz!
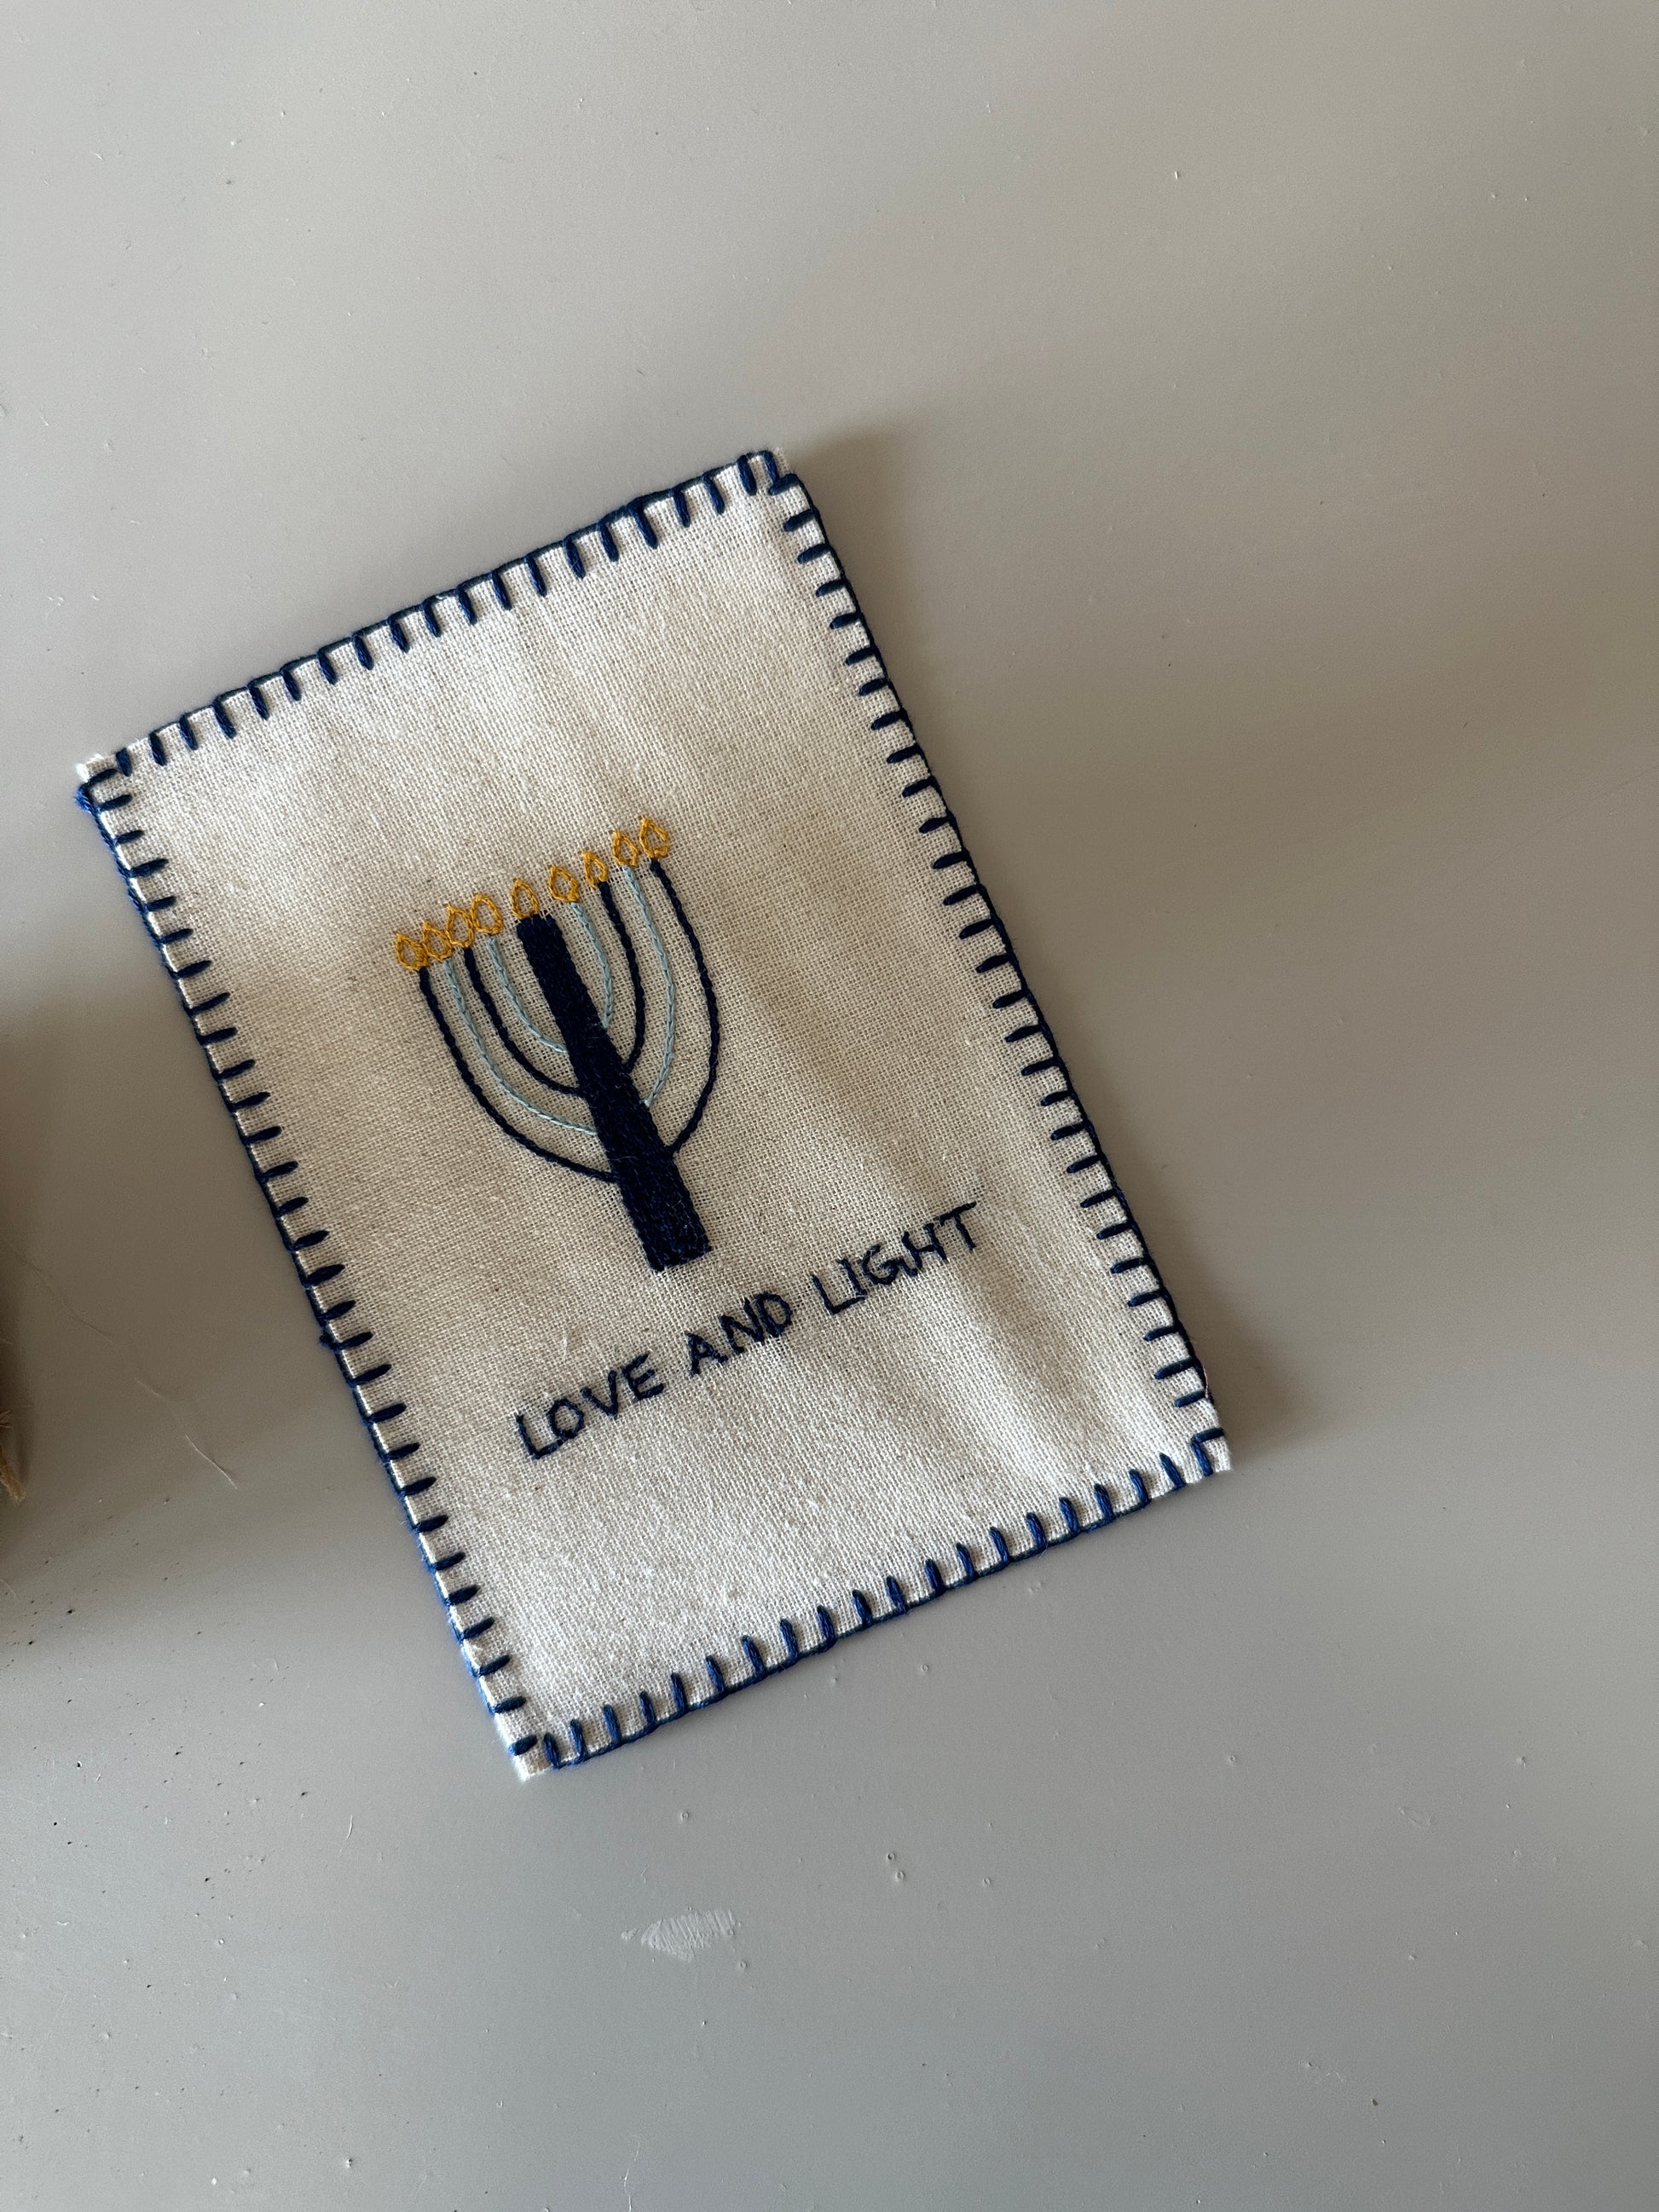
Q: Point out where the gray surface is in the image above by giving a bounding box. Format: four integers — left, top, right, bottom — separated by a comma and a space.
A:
3, 4, 1655, 2206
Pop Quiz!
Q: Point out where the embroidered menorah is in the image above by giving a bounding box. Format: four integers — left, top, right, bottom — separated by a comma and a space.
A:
394, 818, 719, 1271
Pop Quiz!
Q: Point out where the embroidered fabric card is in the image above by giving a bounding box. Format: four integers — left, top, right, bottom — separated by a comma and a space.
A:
77, 450, 1228, 1776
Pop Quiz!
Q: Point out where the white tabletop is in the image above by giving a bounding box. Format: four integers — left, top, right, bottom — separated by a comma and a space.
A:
4, 5, 1655, 2207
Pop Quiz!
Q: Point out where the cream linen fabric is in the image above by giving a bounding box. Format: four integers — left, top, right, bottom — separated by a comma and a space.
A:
76, 451, 1228, 1776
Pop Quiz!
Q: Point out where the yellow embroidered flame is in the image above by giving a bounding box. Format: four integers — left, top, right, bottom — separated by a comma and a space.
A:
392, 817, 673, 970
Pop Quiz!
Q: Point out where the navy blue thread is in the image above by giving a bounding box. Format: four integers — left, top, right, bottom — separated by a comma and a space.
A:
596, 878, 648, 1072
514, 908, 710, 1271
418, 965, 616, 1181
419, 858, 719, 1219
74, 773, 525, 1745
462, 947, 588, 1097
761, 467, 1222, 1456
82, 469, 750, 765
78, 449, 1223, 1775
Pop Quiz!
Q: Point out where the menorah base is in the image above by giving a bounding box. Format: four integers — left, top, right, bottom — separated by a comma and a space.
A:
624, 1178, 712, 1273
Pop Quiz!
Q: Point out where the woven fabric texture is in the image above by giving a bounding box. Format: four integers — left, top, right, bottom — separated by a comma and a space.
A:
76, 450, 1228, 1776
